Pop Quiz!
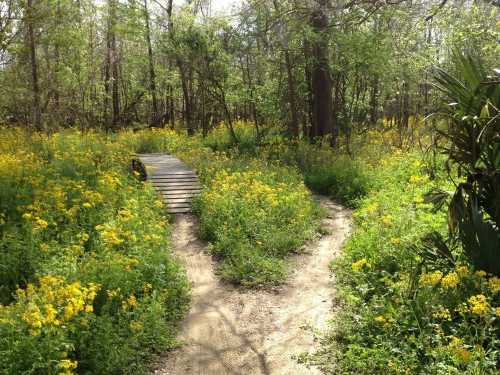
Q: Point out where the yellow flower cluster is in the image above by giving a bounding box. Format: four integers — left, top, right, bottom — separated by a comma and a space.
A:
98, 172, 122, 189
441, 272, 459, 289
456, 265, 469, 277
352, 258, 370, 271
467, 294, 489, 315
432, 306, 451, 320
488, 277, 500, 293
409, 175, 428, 184
475, 270, 487, 278
10, 276, 100, 335
22, 213, 49, 230
203, 169, 310, 216
58, 358, 78, 375
381, 215, 393, 226
96, 224, 124, 246
122, 295, 138, 310
419, 271, 443, 287
448, 336, 472, 364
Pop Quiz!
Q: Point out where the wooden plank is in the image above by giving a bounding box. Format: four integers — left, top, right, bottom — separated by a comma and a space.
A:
165, 197, 194, 202
151, 174, 197, 178
163, 194, 199, 200
163, 194, 196, 202
152, 180, 200, 184
157, 187, 202, 193
153, 183, 201, 188
150, 178, 198, 182
167, 203, 192, 209
137, 153, 200, 215
150, 172, 197, 177
168, 208, 192, 214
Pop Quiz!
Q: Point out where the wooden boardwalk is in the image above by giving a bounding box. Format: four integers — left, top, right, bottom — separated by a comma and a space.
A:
137, 154, 201, 214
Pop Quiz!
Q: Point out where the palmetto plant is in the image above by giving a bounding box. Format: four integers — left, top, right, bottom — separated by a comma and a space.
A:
431, 51, 500, 275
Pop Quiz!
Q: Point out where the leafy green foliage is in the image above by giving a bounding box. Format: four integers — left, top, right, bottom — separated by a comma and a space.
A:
432, 51, 500, 275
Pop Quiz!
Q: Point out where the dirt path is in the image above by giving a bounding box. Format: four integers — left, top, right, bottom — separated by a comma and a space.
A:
152, 197, 352, 375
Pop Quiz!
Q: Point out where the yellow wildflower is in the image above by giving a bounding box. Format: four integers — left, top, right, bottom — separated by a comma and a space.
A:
130, 321, 143, 332
468, 294, 489, 315
474, 270, 487, 278
390, 237, 401, 245
495, 307, 500, 317
127, 295, 137, 307
419, 271, 443, 287
34, 217, 49, 229
82, 202, 92, 209
352, 258, 370, 271
449, 336, 462, 347
107, 288, 120, 298
365, 202, 379, 214
488, 277, 500, 294
374, 315, 387, 324
22, 213, 33, 220
58, 359, 78, 371
455, 348, 472, 364
409, 175, 423, 184
22, 303, 42, 329
381, 215, 393, 226
441, 272, 459, 289
101, 229, 123, 246
432, 306, 451, 320
43, 304, 59, 326
456, 265, 469, 278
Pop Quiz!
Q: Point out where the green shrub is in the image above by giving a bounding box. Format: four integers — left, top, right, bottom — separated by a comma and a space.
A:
304, 158, 372, 207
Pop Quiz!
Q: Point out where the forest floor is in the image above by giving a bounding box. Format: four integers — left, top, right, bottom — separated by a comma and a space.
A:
152, 196, 352, 375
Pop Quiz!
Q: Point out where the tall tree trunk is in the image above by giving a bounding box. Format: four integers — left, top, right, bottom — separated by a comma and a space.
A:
104, 28, 111, 125
272, 0, 299, 137
179, 65, 194, 135
143, 0, 158, 125
108, 0, 120, 129
26, 0, 42, 130
369, 76, 379, 124
303, 38, 314, 139
309, 0, 333, 143
166, 0, 175, 128
54, 0, 61, 117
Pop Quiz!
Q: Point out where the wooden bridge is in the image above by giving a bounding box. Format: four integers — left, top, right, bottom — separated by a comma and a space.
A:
136, 154, 201, 214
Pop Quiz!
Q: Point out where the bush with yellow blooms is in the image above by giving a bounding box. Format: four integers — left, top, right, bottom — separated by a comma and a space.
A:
0, 128, 189, 374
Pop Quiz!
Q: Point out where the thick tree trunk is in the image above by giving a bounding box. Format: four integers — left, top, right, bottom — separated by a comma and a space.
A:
309, 1, 333, 143
143, 0, 158, 125
26, 0, 42, 130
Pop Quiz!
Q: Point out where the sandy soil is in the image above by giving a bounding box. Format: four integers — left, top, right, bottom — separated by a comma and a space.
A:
152, 197, 352, 375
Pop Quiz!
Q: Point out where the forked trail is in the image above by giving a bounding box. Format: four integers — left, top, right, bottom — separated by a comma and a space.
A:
152, 197, 352, 375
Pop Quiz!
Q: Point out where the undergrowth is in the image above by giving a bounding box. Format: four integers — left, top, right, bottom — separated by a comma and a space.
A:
0, 128, 190, 374
307, 150, 499, 374
125, 128, 321, 286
